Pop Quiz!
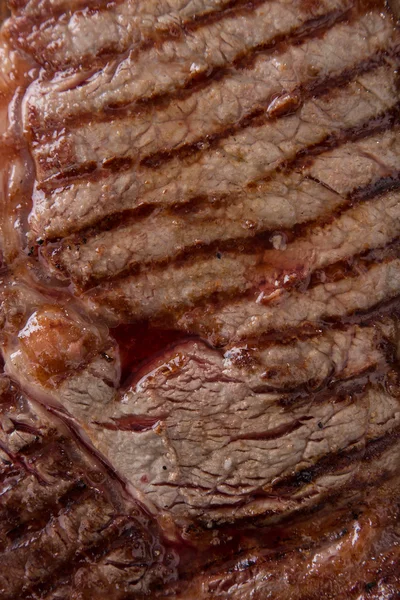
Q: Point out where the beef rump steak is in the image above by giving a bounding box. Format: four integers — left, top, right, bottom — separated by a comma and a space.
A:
0, 0, 400, 598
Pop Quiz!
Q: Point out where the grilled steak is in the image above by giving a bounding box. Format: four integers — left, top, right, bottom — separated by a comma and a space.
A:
0, 0, 400, 598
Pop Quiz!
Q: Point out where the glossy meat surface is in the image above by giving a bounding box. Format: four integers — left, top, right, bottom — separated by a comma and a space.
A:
0, 0, 399, 597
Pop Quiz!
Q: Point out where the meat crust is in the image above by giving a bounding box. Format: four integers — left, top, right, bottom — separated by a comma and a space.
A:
0, 0, 399, 597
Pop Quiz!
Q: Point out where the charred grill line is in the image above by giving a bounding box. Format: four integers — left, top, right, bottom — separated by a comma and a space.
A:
8, 0, 282, 62
30, 3, 355, 132
271, 425, 400, 496
44, 174, 400, 294
36, 56, 400, 194
1, 0, 400, 596
139, 70, 400, 171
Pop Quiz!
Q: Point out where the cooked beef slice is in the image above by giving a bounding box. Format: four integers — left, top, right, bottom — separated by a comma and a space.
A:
7, 0, 256, 67
43, 152, 400, 287
0, 375, 174, 599
1, 0, 400, 597
21, 0, 352, 125
28, 17, 400, 239
82, 187, 400, 328
163, 474, 400, 599
88, 338, 400, 524
222, 323, 386, 391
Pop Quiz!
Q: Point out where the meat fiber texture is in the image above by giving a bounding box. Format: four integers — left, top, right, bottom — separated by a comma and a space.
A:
0, 0, 400, 598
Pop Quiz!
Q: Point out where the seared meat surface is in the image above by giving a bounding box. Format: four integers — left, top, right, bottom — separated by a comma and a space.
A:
0, 0, 400, 598
0, 376, 176, 600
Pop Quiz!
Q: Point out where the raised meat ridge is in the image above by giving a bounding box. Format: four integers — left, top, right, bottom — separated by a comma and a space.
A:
0, 0, 400, 598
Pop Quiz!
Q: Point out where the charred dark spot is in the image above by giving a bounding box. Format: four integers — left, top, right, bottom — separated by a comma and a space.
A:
365, 581, 377, 592
296, 469, 313, 484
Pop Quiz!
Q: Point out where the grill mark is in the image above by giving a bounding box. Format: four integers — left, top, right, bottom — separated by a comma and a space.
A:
11, 0, 274, 52
24, 513, 152, 599
43, 204, 158, 245
47, 228, 292, 286
195, 456, 391, 515
2, 480, 87, 549
243, 294, 400, 348
306, 235, 400, 288
271, 424, 400, 496
328, 292, 400, 329
173, 473, 399, 585
252, 360, 387, 401
248, 469, 400, 540
278, 238, 400, 300
46, 162, 400, 291
38, 52, 399, 193
232, 6, 353, 71
31, 3, 356, 145
269, 287, 400, 347
276, 367, 388, 409
283, 105, 400, 173
350, 172, 400, 202
41, 123, 400, 289
184, 311, 400, 374
224, 320, 390, 364
139, 70, 400, 171
143, 247, 400, 341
